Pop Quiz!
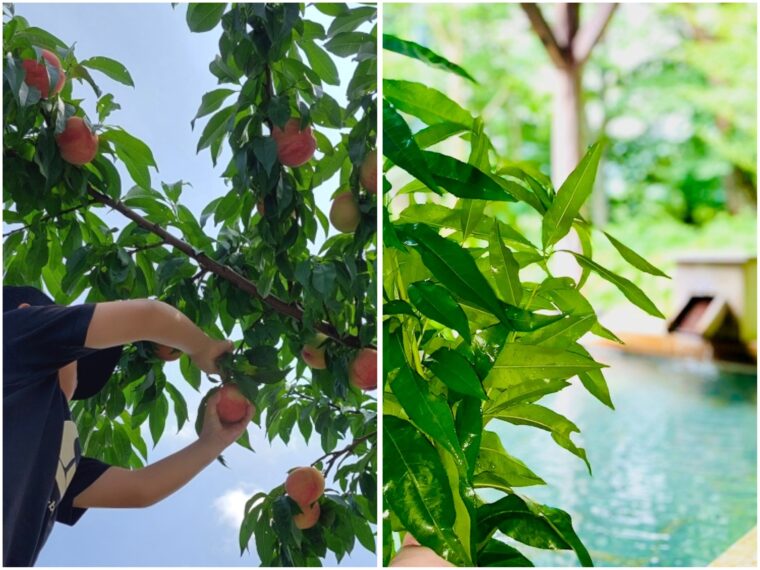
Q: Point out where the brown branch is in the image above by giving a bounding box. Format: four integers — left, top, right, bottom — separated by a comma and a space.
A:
3, 200, 94, 238
87, 185, 362, 348
311, 431, 376, 478
520, 3, 568, 68
573, 3, 618, 65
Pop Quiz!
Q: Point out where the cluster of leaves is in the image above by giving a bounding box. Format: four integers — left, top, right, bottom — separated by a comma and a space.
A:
3, 2, 377, 566
382, 36, 668, 567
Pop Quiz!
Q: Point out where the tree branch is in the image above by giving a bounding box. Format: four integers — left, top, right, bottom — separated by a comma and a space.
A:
311, 431, 375, 478
573, 3, 618, 65
87, 185, 362, 348
520, 3, 568, 68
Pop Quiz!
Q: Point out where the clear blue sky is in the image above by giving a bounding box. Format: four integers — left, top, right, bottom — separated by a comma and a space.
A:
13, 3, 375, 566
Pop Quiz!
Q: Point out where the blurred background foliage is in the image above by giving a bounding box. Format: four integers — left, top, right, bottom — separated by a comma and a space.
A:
384, 3, 757, 314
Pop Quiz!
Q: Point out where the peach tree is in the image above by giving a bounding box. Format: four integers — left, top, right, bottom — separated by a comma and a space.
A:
3, 3, 376, 566
382, 35, 668, 566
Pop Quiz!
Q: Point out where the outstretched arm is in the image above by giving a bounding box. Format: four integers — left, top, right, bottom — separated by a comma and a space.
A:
84, 299, 231, 373
73, 390, 253, 509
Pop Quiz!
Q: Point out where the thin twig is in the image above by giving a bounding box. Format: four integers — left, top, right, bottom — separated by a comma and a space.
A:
311, 431, 376, 478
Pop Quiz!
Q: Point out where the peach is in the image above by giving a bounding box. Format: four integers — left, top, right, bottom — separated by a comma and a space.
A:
272, 118, 316, 167
301, 333, 328, 369
22, 49, 66, 98
55, 116, 98, 165
329, 192, 361, 233
294, 501, 320, 530
154, 343, 181, 362
285, 466, 325, 506
349, 348, 377, 391
360, 149, 377, 194
216, 384, 250, 424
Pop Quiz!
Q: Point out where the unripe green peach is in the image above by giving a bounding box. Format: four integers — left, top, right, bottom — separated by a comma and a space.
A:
329, 192, 361, 233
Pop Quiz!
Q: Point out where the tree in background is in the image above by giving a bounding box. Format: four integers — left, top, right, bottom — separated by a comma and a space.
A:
384, 3, 757, 228
3, 3, 376, 566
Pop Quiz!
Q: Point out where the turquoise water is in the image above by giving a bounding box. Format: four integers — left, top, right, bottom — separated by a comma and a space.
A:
489, 349, 757, 567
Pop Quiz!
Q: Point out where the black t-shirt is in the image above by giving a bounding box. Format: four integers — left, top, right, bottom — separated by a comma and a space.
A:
4, 304, 111, 567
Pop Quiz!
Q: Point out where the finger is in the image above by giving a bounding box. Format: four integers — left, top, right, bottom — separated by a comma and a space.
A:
225, 340, 235, 353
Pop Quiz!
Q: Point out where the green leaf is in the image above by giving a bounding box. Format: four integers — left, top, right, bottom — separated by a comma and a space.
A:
384, 79, 473, 127
327, 6, 376, 37
485, 378, 570, 414
80, 56, 134, 87
478, 539, 534, 567
384, 416, 472, 566
383, 100, 441, 194
407, 280, 471, 343
164, 383, 188, 433
426, 348, 485, 399
568, 252, 665, 318
604, 232, 671, 278
474, 431, 545, 489
489, 224, 523, 306
483, 343, 604, 392
414, 122, 468, 149
389, 366, 466, 467
423, 152, 516, 201
323, 32, 374, 58
477, 494, 593, 567
301, 40, 339, 86
196, 104, 235, 154
542, 142, 604, 249
383, 34, 476, 83
101, 128, 157, 190
490, 403, 590, 472
191, 88, 236, 129
517, 314, 595, 348
459, 199, 486, 241
186, 3, 227, 33
399, 223, 507, 323
455, 396, 482, 481
148, 392, 169, 446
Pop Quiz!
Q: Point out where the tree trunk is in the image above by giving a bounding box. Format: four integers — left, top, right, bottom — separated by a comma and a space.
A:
551, 62, 583, 186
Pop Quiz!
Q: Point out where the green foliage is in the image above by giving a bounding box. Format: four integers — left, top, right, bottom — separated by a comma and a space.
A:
3, 3, 376, 566
382, 39, 668, 566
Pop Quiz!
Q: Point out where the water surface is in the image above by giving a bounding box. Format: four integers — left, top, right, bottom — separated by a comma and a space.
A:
489, 350, 757, 567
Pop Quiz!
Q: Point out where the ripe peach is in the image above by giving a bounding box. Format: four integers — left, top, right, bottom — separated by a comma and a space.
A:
349, 348, 377, 391
301, 333, 328, 369
329, 192, 361, 233
154, 343, 181, 362
285, 466, 325, 506
22, 49, 66, 99
55, 116, 98, 165
216, 384, 250, 424
294, 501, 321, 530
272, 118, 316, 167
360, 149, 377, 194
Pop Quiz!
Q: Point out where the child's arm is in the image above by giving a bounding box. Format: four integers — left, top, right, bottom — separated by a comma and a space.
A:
84, 299, 231, 373
72, 390, 253, 508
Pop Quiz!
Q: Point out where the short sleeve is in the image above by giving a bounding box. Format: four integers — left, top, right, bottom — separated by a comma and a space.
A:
56, 457, 111, 526
4, 304, 97, 383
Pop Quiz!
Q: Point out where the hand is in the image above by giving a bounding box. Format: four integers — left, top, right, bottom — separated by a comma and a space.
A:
190, 337, 234, 375
390, 535, 455, 567
198, 389, 254, 451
